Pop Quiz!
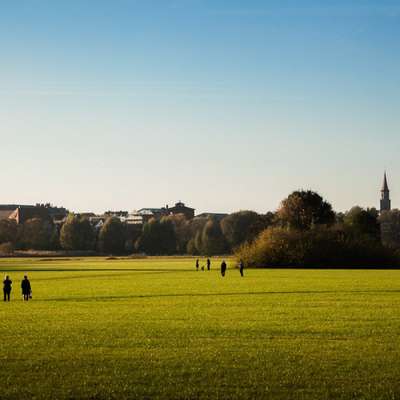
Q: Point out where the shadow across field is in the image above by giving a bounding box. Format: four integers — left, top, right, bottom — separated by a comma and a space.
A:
41, 289, 400, 302
0, 268, 192, 273
36, 270, 192, 281
0, 268, 193, 282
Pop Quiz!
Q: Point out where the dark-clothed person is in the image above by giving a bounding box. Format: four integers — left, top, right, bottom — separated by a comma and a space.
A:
3, 275, 12, 302
220, 260, 227, 277
196, 259, 199, 271
21, 276, 31, 301
239, 260, 244, 277
207, 258, 211, 271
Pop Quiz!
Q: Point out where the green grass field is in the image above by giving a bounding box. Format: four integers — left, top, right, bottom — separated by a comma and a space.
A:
1, 257, 400, 399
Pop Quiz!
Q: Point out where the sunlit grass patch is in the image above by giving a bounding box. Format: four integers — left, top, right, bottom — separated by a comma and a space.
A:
1, 258, 399, 399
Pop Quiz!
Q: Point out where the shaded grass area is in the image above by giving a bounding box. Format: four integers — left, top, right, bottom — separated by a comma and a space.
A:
1, 257, 400, 399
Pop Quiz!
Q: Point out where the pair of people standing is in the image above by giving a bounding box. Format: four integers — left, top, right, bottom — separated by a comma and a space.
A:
220, 260, 245, 277
3, 275, 32, 302
195, 258, 211, 271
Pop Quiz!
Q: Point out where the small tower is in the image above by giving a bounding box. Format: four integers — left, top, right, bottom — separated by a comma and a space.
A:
380, 172, 391, 212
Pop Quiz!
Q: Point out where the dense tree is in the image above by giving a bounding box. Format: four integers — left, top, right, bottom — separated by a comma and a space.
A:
0, 219, 18, 245
60, 214, 96, 251
0, 242, 15, 255
136, 217, 177, 255
379, 209, 400, 249
335, 212, 345, 224
221, 211, 271, 250
235, 193, 397, 267
21, 218, 58, 250
185, 217, 208, 255
125, 225, 142, 254
98, 217, 126, 254
164, 214, 190, 254
136, 219, 155, 254
344, 207, 380, 240
186, 237, 198, 255
194, 230, 203, 254
124, 238, 135, 254
200, 218, 227, 256
277, 190, 335, 230
187, 217, 208, 238
159, 217, 177, 254
236, 225, 395, 268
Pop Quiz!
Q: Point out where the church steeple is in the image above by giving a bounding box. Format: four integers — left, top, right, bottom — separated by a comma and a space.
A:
380, 171, 391, 212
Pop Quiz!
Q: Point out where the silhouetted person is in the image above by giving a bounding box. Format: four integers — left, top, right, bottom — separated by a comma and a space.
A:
196, 259, 199, 271
239, 260, 244, 277
21, 275, 31, 301
3, 275, 12, 302
220, 260, 227, 277
207, 258, 211, 271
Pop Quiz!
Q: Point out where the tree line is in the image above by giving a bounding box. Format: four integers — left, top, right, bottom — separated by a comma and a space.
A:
237, 191, 399, 267
0, 209, 272, 256
1, 190, 400, 266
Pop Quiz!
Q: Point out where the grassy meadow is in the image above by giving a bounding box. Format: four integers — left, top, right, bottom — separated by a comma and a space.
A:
1, 257, 400, 399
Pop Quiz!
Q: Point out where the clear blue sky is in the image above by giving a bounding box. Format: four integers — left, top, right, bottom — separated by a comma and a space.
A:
1, 0, 399, 214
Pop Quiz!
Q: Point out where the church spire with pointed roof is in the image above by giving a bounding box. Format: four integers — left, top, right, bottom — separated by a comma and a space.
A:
382, 171, 389, 192
380, 171, 391, 212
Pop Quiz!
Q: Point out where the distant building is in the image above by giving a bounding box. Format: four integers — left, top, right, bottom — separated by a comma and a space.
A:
8, 205, 50, 225
44, 204, 68, 223
135, 208, 166, 224
0, 199, 201, 226
379, 172, 397, 247
92, 218, 105, 230
128, 202, 196, 225
0, 203, 68, 225
380, 172, 391, 212
125, 212, 146, 225
0, 205, 27, 220
167, 202, 195, 220
104, 210, 129, 218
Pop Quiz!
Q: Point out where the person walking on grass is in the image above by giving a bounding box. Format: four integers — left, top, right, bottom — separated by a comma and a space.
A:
195, 259, 199, 271
239, 259, 244, 277
3, 275, 12, 302
207, 258, 211, 271
220, 260, 227, 277
21, 275, 31, 301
